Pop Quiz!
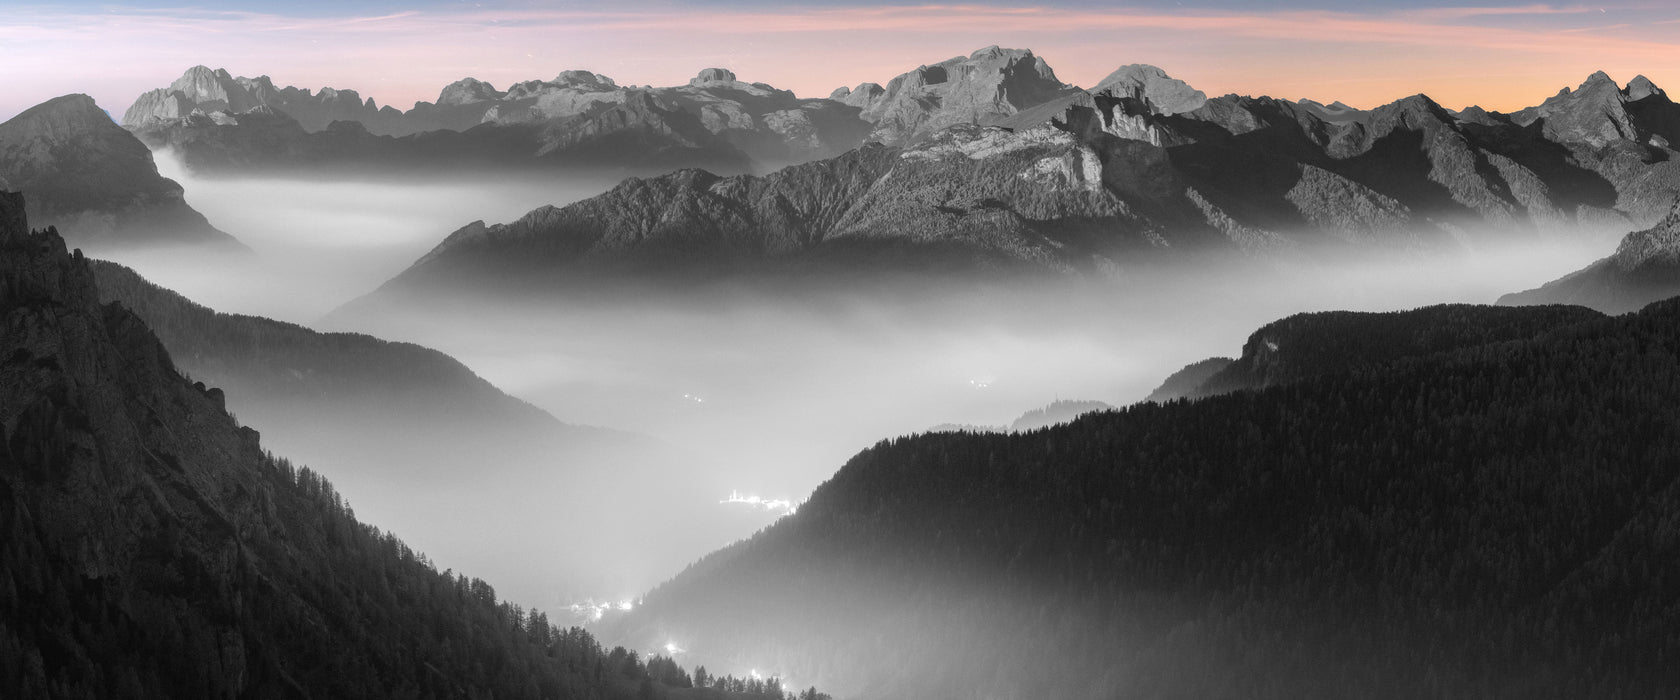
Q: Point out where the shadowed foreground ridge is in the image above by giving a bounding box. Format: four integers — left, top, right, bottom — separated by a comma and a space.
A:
611, 300, 1680, 699
0, 189, 816, 699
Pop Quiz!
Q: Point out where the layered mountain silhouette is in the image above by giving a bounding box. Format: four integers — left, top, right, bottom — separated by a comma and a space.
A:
603, 301, 1680, 699
325, 58, 1680, 308
85, 260, 749, 604
0, 191, 792, 698
0, 95, 241, 250
1499, 197, 1680, 313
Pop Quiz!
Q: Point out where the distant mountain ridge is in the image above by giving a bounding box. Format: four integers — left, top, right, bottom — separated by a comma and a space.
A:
0, 94, 241, 250
324, 57, 1680, 309
127, 63, 875, 175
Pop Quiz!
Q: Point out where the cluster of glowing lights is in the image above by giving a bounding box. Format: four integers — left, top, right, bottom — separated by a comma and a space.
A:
664, 641, 686, 655
565, 598, 635, 622
968, 377, 994, 389
682, 393, 706, 404
721, 490, 801, 516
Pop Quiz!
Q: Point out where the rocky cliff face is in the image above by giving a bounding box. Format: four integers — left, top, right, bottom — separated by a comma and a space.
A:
1500, 198, 1680, 313
861, 45, 1084, 146
0, 94, 241, 250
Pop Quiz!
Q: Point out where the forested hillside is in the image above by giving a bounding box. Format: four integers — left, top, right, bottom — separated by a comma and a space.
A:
610, 300, 1680, 699
0, 191, 823, 699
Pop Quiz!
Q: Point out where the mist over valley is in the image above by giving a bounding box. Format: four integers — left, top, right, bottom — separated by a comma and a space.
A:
5, 25, 1680, 698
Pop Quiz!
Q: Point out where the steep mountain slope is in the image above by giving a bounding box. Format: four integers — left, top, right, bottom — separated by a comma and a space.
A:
604, 301, 1680, 699
0, 191, 759, 699
1499, 198, 1680, 313
0, 95, 241, 250
85, 260, 741, 605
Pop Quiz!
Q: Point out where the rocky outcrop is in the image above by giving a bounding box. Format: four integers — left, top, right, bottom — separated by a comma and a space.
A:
1499, 198, 1680, 313
860, 45, 1083, 146
0, 94, 241, 250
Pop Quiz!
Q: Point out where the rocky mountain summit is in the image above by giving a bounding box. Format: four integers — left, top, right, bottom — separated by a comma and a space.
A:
0, 94, 241, 250
1500, 197, 1680, 313
850, 46, 1085, 146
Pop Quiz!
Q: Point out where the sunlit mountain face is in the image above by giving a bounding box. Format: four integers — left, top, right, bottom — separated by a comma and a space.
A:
4, 2, 1680, 698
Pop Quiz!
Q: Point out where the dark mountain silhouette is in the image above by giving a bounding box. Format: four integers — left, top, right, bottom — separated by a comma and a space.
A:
85, 260, 747, 604
0, 190, 822, 699
603, 300, 1680, 699
0, 95, 241, 250
1499, 198, 1680, 313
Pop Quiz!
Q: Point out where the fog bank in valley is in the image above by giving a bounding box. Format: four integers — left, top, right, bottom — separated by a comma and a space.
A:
98, 148, 617, 324
105, 151, 1622, 617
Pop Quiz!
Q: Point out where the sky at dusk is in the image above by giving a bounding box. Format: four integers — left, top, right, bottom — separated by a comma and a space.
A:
4, 1, 1680, 122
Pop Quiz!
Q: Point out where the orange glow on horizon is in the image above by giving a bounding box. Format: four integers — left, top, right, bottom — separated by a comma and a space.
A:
2, 3, 1679, 121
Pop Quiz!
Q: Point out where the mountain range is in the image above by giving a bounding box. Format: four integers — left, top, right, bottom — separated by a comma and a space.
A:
292, 54, 1680, 310
603, 299, 1680, 699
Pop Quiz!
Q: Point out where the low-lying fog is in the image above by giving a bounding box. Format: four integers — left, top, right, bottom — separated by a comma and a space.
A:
102, 148, 1623, 616
102, 149, 619, 323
